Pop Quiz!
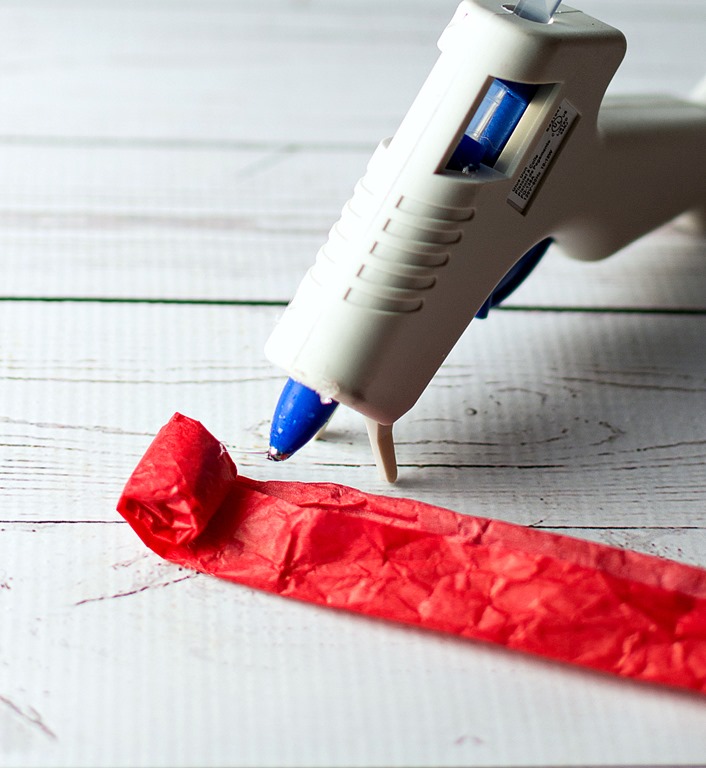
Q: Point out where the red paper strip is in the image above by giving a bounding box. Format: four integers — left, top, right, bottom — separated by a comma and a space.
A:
118, 413, 706, 694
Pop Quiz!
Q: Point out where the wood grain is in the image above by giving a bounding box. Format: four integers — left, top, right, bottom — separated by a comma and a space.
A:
2, 0, 705, 765
1, 302, 703, 534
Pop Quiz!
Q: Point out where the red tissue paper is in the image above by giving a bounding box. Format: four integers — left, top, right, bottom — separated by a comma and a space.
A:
118, 413, 706, 694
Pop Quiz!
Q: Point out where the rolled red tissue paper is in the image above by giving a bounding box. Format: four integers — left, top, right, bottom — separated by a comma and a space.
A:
118, 413, 706, 694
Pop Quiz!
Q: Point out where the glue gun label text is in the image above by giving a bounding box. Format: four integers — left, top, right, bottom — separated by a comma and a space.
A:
508, 99, 579, 212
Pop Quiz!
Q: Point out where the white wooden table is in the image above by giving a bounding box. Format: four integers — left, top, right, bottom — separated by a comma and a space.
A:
1, 1, 705, 765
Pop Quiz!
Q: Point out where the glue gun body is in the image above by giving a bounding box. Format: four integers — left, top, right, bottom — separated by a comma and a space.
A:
265, 0, 706, 466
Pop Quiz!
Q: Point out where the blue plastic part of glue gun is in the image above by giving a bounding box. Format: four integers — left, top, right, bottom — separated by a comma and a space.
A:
475, 237, 552, 319
448, 79, 539, 170
268, 377, 339, 460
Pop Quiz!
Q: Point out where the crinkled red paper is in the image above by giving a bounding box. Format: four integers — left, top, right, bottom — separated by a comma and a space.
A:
118, 413, 706, 694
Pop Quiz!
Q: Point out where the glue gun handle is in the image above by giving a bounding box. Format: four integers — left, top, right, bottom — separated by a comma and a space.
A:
556, 95, 706, 261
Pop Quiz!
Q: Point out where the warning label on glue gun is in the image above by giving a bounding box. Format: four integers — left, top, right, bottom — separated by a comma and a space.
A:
508, 99, 579, 212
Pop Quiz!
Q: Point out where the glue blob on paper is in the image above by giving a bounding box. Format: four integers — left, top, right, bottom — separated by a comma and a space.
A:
118, 414, 706, 694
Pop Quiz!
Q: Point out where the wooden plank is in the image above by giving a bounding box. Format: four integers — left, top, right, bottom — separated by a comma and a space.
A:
0, 144, 366, 303
1, 1, 702, 305
2, 301, 704, 530
0, 0, 702, 146
0, 143, 704, 307
0, 0, 443, 145
1, 521, 706, 767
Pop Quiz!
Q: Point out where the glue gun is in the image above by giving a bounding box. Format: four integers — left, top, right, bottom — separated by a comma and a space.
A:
265, 0, 706, 482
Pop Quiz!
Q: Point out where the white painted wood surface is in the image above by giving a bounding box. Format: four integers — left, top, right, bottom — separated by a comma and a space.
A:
1, 1, 705, 765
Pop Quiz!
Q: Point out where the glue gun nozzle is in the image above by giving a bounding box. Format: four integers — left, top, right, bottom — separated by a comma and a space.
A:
267, 446, 291, 462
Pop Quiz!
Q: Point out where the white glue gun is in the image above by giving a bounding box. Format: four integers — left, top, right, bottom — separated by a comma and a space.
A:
265, 0, 706, 481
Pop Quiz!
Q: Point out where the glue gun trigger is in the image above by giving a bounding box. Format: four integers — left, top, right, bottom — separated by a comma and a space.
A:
475, 238, 553, 319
